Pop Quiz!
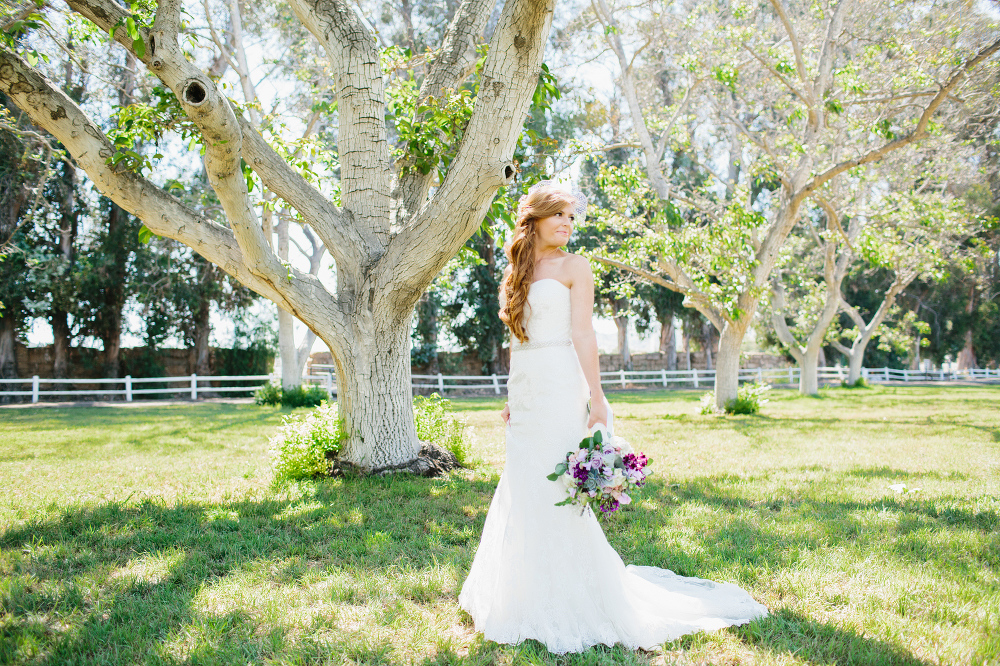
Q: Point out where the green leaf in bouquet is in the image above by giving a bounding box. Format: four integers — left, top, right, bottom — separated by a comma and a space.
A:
554, 497, 574, 507
593, 430, 603, 445
546, 472, 559, 481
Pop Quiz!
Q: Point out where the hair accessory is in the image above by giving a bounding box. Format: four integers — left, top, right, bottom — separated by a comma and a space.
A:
526, 180, 588, 221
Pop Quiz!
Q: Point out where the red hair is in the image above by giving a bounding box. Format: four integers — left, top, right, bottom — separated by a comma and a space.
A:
500, 187, 576, 342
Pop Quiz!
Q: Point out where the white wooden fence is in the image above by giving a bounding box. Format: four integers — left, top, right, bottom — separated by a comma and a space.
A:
1, 365, 996, 404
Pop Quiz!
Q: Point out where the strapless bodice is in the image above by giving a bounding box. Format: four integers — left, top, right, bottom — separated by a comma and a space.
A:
512, 279, 572, 348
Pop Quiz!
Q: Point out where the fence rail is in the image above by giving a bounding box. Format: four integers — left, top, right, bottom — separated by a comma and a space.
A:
1, 366, 996, 404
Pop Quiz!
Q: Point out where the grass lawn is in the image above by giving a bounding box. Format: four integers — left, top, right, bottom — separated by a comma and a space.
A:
1, 385, 998, 665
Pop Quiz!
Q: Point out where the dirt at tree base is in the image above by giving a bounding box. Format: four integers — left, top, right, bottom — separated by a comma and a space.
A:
327, 441, 463, 478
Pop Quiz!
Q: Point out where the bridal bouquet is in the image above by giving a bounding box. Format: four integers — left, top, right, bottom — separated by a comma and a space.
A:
546, 428, 651, 514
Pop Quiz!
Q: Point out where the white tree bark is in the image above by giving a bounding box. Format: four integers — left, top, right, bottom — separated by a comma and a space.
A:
830, 273, 916, 384
1, 0, 555, 469
769, 205, 857, 395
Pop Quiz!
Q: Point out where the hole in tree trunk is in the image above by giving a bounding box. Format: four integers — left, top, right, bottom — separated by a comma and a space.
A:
504, 164, 515, 180
183, 81, 207, 105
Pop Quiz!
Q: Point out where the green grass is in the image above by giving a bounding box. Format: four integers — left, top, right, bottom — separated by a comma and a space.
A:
1, 386, 998, 665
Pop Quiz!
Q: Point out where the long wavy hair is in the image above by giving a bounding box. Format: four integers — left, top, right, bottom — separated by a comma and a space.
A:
500, 187, 577, 343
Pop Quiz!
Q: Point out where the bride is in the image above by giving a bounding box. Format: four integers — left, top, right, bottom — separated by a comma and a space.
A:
458, 182, 768, 654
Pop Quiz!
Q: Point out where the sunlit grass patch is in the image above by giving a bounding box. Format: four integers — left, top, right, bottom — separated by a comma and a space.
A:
1, 386, 998, 664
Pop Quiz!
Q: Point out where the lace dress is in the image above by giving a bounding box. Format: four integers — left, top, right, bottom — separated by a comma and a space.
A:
458, 279, 767, 653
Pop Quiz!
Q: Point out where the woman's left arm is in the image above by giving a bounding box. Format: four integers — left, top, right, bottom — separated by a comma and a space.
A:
567, 256, 607, 429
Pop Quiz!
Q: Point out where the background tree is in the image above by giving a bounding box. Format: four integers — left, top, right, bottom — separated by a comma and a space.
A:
830, 192, 975, 383
581, 0, 999, 408
1, 0, 558, 469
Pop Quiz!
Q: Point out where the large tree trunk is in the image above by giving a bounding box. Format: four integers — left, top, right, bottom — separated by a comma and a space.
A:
0, 311, 15, 404
714, 322, 745, 409
51, 311, 71, 379
332, 319, 418, 468
660, 317, 676, 370
703, 320, 714, 371
799, 345, 821, 395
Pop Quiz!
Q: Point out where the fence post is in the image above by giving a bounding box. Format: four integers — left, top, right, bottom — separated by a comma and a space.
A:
325, 372, 333, 398
31, 375, 39, 403
437, 373, 444, 393
884, 367, 889, 382
620, 368, 626, 389
757, 367, 763, 383
788, 367, 793, 384
693, 368, 699, 388
903, 369, 909, 382
190, 373, 198, 400
491, 374, 500, 395
125, 375, 132, 402
661, 368, 667, 387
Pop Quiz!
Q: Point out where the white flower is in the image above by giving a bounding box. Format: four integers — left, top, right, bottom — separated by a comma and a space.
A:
611, 435, 633, 456
611, 469, 625, 487
559, 472, 576, 493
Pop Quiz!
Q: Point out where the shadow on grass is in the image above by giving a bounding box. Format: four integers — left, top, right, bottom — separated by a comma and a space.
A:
1, 468, 987, 665
0, 474, 495, 665
728, 608, 931, 665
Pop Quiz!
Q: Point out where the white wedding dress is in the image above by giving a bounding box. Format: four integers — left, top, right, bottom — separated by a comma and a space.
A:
458, 279, 767, 653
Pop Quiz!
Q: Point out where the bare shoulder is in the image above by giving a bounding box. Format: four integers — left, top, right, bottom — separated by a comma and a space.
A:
562, 253, 594, 286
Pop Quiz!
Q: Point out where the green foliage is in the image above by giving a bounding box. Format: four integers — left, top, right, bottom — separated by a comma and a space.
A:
255, 381, 328, 408
841, 377, 870, 389
253, 380, 282, 406
281, 384, 328, 409
413, 393, 468, 465
725, 381, 772, 414
269, 402, 345, 481
595, 163, 766, 321
700, 381, 771, 415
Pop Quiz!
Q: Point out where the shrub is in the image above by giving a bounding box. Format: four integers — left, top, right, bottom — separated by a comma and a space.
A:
281, 384, 328, 408
255, 380, 282, 406
725, 381, 771, 414
270, 402, 346, 480
700, 381, 771, 416
413, 393, 468, 465
255, 382, 328, 408
841, 377, 869, 389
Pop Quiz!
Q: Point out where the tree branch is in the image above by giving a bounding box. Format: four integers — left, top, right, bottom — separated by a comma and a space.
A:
386, 0, 555, 304
394, 0, 494, 219
768, 0, 808, 89
768, 275, 805, 363
806, 36, 1000, 194
592, 0, 670, 199
0, 47, 343, 334
288, 0, 391, 251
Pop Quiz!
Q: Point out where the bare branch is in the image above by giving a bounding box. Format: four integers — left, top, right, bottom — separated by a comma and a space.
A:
288, 0, 391, 249
742, 43, 808, 102
807, 36, 1000, 194
592, 0, 670, 199
0, 47, 343, 333
768, 0, 808, 88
